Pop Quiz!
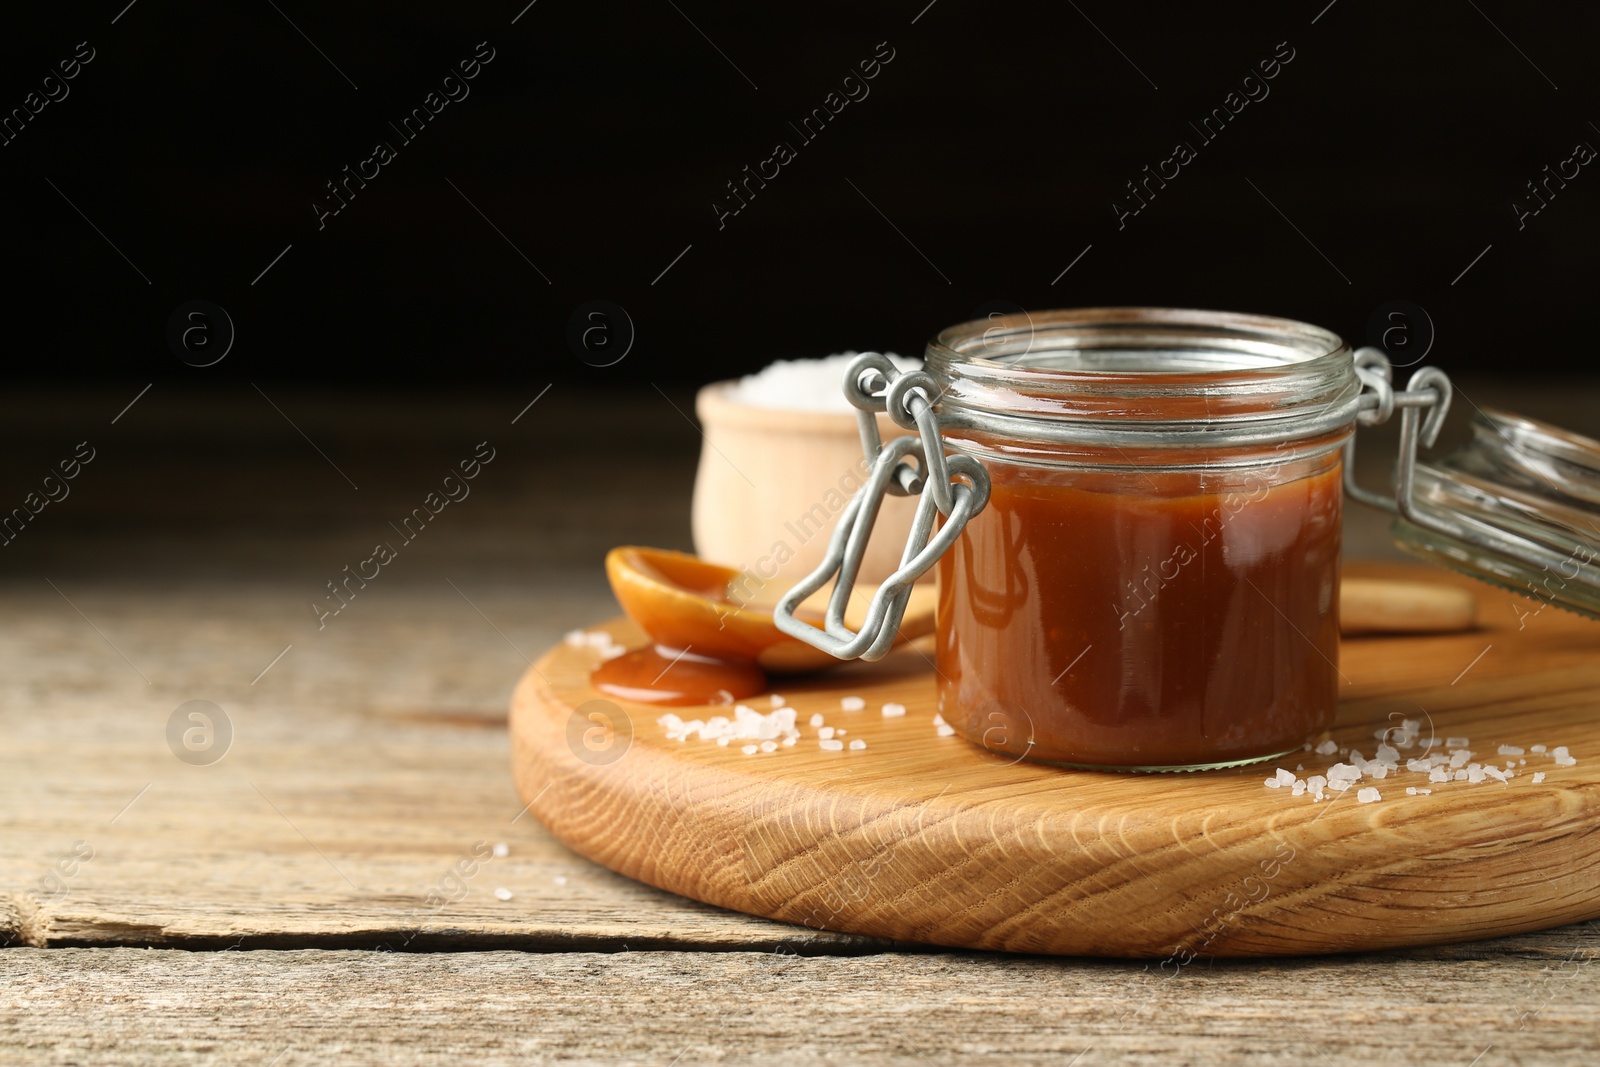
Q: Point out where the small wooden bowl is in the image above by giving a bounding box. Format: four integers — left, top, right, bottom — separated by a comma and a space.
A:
690, 381, 920, 595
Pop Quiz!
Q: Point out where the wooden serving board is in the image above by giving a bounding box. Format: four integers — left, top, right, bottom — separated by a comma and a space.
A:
509, 563, 1600, 958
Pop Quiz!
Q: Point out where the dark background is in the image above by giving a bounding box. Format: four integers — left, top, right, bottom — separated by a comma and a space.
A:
4, 0, 1596, 387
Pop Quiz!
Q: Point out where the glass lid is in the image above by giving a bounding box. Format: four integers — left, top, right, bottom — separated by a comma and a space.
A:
1390, 407, 1600, 620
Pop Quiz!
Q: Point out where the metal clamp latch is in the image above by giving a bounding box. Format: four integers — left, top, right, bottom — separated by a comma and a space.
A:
1343, 346, 1454, 526
772, 353, 991, 661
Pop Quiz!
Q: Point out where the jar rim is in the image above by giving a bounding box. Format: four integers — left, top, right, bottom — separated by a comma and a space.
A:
924, 307, 1359, 449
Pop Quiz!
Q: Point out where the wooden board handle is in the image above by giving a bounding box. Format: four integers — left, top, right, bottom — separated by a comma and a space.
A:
1341, 577, 1478, 634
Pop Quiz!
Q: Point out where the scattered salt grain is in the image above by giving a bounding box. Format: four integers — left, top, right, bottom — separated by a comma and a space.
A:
1446, 736, 1470, 749
1498, 744, 1525, 756
849, 739, 866, 751
936, 724, 956, 738
818, 727, 835, 740
760, 740, 778, 753
729, 352, 921, 412
492, 842, 509, 859
1315, 739, 1339, 755
1553, 746, 1577, 766
494, 887, 513, 901
1429, 767, 1451, 784
1291, 781, 1306, 796
1357, 787, 1381, 804
1275, 768, 1296, 787
554, 875, 567, 886
564, 628, 627, 661
741, 744, 759, 755
770, 694, 786, 708
1264, 777, 1282, 789
659, 705, 802, 748
820, 738, 845, 751
1533, 772, 1547, 783
782, 736, 796, 747
809, 713, 825, 728
932, 713, 947, 727
841, 696, 866, 712
882, 703, 907, 718
836, 729, 847, 736
1531, 744, 1547, 754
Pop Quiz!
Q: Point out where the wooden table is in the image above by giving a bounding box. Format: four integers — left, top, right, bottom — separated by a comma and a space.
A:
2, 385, 1598, 1065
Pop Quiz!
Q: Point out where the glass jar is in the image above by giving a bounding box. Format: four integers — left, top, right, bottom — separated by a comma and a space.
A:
925, 308, 1356, 770
771, 306, 1598, 773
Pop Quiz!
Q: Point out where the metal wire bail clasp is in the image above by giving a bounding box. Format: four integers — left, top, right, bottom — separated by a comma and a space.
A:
1343, 346, 1454, 523
772, 354, 990, 661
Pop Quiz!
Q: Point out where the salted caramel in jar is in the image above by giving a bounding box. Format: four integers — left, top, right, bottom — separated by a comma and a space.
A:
927, 309, 1355, 769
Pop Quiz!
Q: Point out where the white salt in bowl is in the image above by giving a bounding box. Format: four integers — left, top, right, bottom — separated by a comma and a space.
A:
691, 355, 923, 600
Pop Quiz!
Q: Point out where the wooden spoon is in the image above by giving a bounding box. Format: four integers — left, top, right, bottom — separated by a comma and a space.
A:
605, 546, 936, 675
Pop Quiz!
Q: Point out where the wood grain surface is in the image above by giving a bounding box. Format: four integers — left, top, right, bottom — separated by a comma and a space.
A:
4, 945, 1598, 1067
513, 563, 1600, 958
0, 581, 871, 954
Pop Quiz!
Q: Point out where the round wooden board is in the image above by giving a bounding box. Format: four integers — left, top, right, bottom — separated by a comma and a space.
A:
510, 564, 1600, 958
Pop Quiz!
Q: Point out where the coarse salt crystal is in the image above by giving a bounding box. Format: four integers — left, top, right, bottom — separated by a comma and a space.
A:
1429, 767, 1450, 783
1498, 744, 1525, 756
882, 703, 907, 718
936, 724, 956, 737
770, 694, 785, 707
1264, 777, 1282, 789
1533, 772, 1547, 783
836, 729, 846, 736
494, 887, 513, 901
932, 713, 947, 727
820, 738, 845, 751
818, 727, 835, 740
1446, 736, 1470, 749
1275, 768, 1296, 786
809, 713, 825, 728
849, 739, 866, 751
1553, 746, 1576, 766
741, 744, 759, 755
492, 842, 509, 858
1531, 744, 1547, 754
1327, 763, 1362, 782
554, 875, 567, 886
760, 740, 778, 753
1291, 781, 1306, 796
841, 696, 866, 712
1315, 739, 1339, 755
782, 736, 796, 747
1454, 769, 1469, 781
1357, 787, 1381, 803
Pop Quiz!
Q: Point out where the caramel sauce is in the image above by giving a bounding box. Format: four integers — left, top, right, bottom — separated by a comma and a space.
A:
592, 645, 767, 706
937, 458, 1343, 768
590, 546, 827, 706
